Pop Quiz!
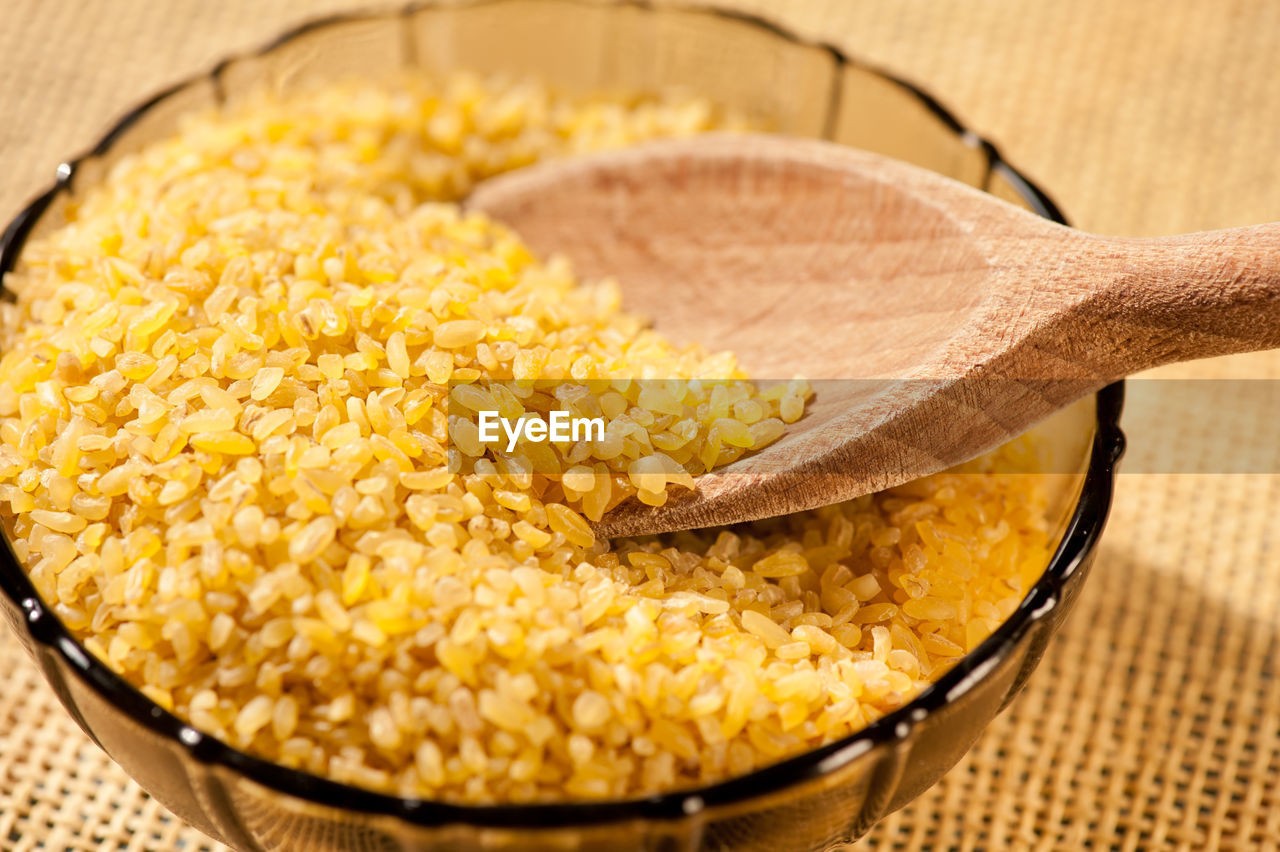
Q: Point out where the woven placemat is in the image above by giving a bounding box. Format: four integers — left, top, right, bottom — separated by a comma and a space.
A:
2, 1, 1278, 849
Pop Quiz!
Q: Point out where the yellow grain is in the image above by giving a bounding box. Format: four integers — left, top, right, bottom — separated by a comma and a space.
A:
0, 71, 1050, 806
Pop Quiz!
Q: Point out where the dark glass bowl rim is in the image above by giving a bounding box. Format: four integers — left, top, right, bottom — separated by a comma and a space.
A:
0, 0, 1126, 831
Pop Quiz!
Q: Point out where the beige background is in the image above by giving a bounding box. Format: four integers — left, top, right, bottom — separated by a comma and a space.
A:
2, 1, 1279, 849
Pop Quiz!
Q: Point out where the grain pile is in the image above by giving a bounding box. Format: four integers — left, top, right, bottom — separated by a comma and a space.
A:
0, 74, 1053, 802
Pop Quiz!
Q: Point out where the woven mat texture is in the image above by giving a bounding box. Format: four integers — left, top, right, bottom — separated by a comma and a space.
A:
2, 1, 1279, 850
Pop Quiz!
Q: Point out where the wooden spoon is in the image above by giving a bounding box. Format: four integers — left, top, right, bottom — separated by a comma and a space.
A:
468, 133, 1280, 537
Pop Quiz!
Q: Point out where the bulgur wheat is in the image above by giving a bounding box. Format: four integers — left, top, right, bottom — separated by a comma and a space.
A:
0, 73, 1052, 802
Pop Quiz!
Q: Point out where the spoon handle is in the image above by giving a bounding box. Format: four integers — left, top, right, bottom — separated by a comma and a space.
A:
987, 223, 1280, 380
1105, 224, 1280, 359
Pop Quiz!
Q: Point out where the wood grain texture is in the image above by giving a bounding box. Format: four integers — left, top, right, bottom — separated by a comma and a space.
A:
470, 133, 1280, 535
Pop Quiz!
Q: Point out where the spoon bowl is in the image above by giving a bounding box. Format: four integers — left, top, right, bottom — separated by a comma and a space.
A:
470, 133, 1280, 536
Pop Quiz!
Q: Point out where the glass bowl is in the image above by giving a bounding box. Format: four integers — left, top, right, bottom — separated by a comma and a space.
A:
0, 2, 1125, 850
